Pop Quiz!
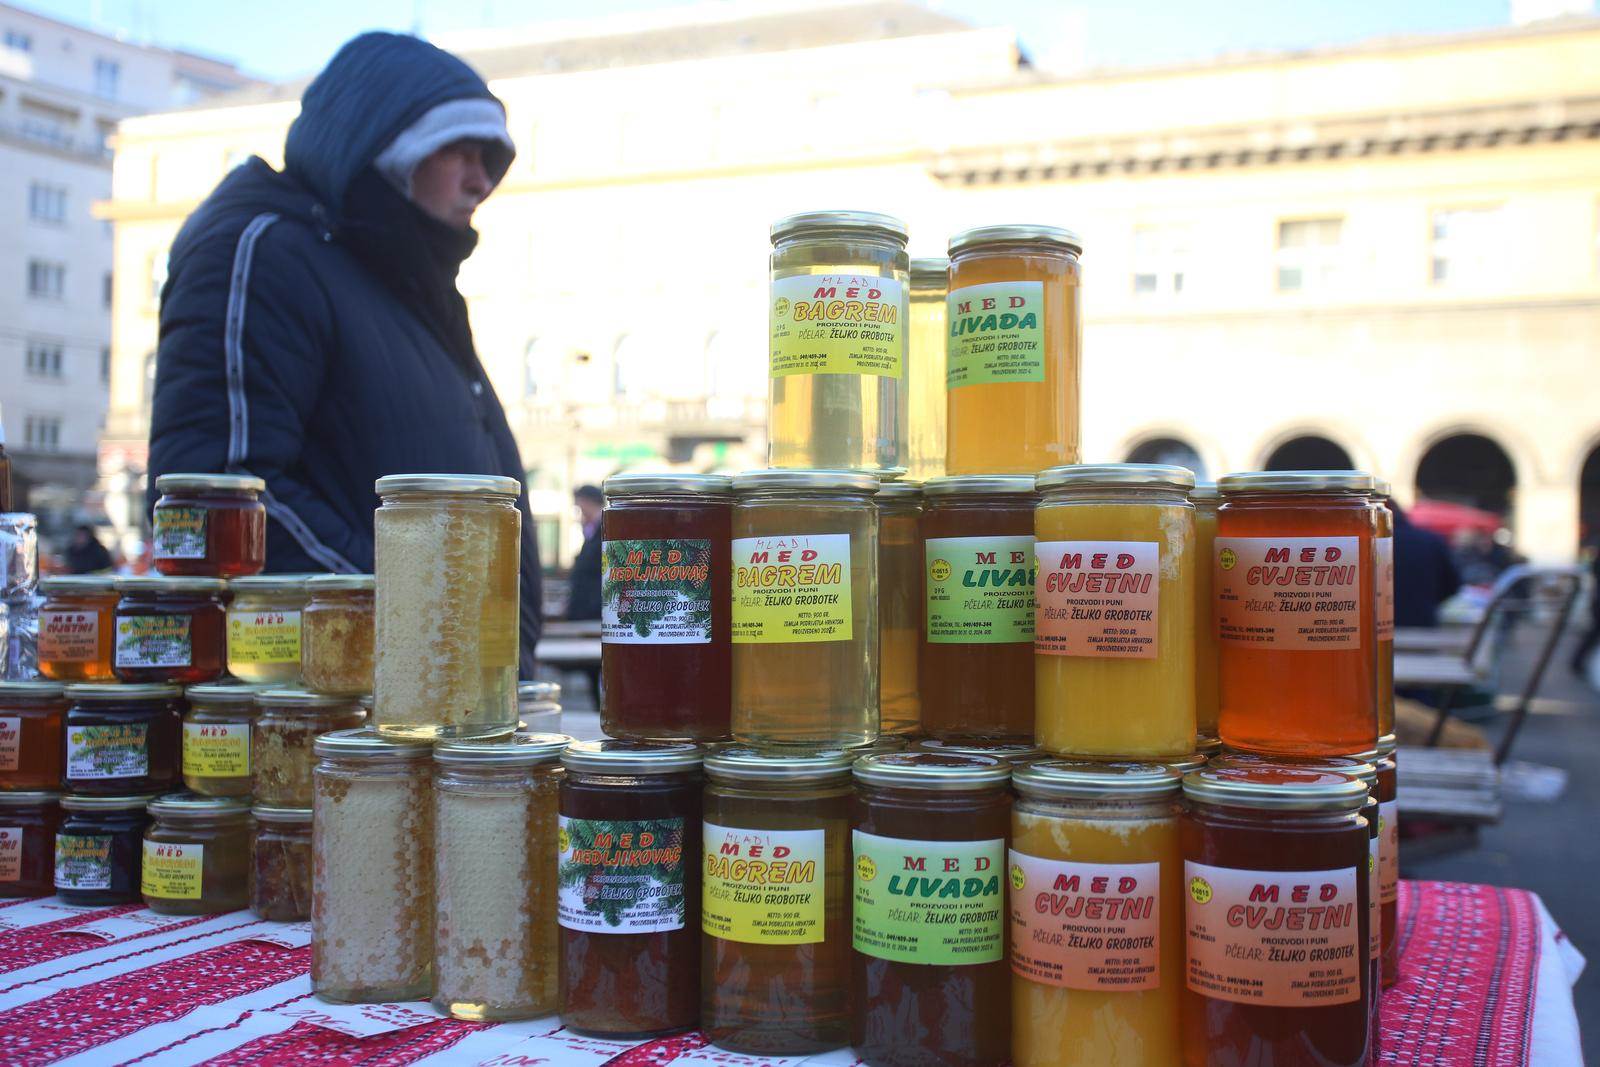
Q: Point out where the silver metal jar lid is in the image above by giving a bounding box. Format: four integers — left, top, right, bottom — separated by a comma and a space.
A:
1217, 470, 1376, 495
909, 257, 948, 283
517, 681, 560, 704
0, 790, 63, 805
603, 472, 733, 498
184, 683, 267, 706
923, 475, 1037, 497
0, 679, 66, 699
916, 739, 1044, 763
874, 478, 922, 501
374, 473, 520, 497
114, 575, 228, 596
65, 683, 183, 701
251, 805, 312, 822
770, 210, 907, 244
38, 575, 117, 595
1189, 481, 1221, 503
949, 224, 1083, 257
227, 574, 313, 595
435, 732, 573, 766
313, 726, 433, 760
154, 473, 265, 494
1182, 763, 1369, 812
853, 751, 1012, 790
1036, 463, 1196, 493
146, 793, 253, 818
1013, 760, 1182, 800
1210, 753, 1376, 788
560, 739, 704, 775
305, 573, 375, 593
256, 688, 363, 709
704, 747, 856, 784
731, 469, 880, 495
61, 794, 154, 813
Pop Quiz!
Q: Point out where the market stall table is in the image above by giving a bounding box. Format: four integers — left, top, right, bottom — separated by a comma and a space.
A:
0, 881, 1583, 1066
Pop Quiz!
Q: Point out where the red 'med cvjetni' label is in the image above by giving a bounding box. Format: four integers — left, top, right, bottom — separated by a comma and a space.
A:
1215, 537, 1361, 650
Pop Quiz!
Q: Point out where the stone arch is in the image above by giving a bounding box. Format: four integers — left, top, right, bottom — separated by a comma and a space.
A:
1120, 432, 1213, 480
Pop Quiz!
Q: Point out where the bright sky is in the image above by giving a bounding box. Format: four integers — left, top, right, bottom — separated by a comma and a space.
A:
18, 0, 1520, 81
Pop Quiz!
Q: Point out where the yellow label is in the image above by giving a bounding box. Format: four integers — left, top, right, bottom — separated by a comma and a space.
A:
141, 841, 203, 900
702, 822, 824, 945
731, 533, 853, 644
227, 609, 301, 664
182, 721, 250, 778
770, 274, 905, 378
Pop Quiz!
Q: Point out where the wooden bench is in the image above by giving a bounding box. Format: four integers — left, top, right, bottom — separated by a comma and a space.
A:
1397, 744, 1503, 859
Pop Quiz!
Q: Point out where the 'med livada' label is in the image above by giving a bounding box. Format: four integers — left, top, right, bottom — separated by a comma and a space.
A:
770, 274, 905, 379
1215, 537, 1361, 650
702, 823, 824, 945
925, 535, 1035, 644
1035, 541, 1160, 659
1009, 853, 1161, 991
1184, 861, 1361, 1007
731, 534, 852, 644
946, 281, 1046, 387
852, 830, 1004, 965
557, 817, 686, 934
601, 539, 713, 645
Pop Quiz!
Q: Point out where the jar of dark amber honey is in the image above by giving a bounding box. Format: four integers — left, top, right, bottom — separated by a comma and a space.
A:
701, 747, 854, 1054
1180, 762, 1371, 1067
0, 790, 62, 896
113, 577, 227, 684
64, 683, 184, 795
55, 794, 150, 904
0, 680, 68, 790
151, 473, 266, 578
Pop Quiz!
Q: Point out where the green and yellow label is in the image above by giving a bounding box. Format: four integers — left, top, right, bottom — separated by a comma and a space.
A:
141, 841, 203, 900
114, 615, 191, 669
227, 609, 301, 664
182, 721, 250, 778
770, 273, 905, 378
926, 535, 1035, 644
55, 834, 112, 890
731, 534, 853, 644
153, 506, 207, 560
852, 830, 1005, 965
947, 281, 1046, 387
703, 823, 825, 945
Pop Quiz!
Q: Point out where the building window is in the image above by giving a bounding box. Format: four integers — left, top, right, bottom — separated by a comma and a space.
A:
94, 57, 121, 100
103, 271, 113, 308
100, 346, 111, 383
22, 415, 63, 452
1132, 224, 1190, 296
19, 103, 72, 149
1275, 217, 1343, 292
3, 29, 30, 51
1431, 206, 1504, 286
25, 340, 64, 379
27, 260, 65, 300
28, 183, 67, 224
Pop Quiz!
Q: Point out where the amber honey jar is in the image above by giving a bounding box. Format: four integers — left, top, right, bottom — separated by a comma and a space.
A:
151, 473, 266, 578
37, 576, 118, 682
0, 790, 63, 896
0, 680, 68, 790
301, 574, 375, 696
112, 576, 227, 685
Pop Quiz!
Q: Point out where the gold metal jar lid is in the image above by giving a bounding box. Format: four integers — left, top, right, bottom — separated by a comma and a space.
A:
916, 739, 1045, 763
1037, 463, 1196, 493
435, 732, 573, 766
0, 679, 66, 699
1013, 760, 1182, 800
313, 726, 433, 760
1211, 753, 1376, 788
154, 473, 265, 494
0, 790, 62, 805
1164, 753, 1211, 775
38, 575, 117, 595
732, 469, 880, 495
61, 794, 153, 812
770, 210, 907, 244
949, 224, 1083, 257
146, 793, 253, 818
305, 573, 375, 593
65, 683, 183, 701
561, 739, 703, 775
256, 688, 363, 709
848, 735, 911, 758
853, 751, 1012, 790
1355, 734, 1399, 762
1189, 481, 1221, 503
909, 257, 949, 283
115, 575, 228, 596
704, 747, 857, 784
517, 681, 560, 704
1373, 479, 1393, 499
923, 475, 1037, 497
1182, 763, 1369, 812
603, 472, 733, 498
1217, 470, 1375, 495
185, 683, 267, 706
374, 473, 521, 497
875, 478, 922, 501
227, 574, 313, 595
251, 805, 312, 822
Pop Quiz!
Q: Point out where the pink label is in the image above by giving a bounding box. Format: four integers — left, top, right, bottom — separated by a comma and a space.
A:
39, 610, 99, 662
0, 827, 20, 881
1375, 537, 1395, 641
1185, 861, 1362, 1008
1215, 536, 1362, 650
0, 718, 17, 772
1035, 540, 1159, 659
1009, 851, 1161, 990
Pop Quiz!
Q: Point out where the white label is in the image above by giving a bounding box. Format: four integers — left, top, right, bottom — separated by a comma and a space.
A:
55, 833, 113, 890
557, 815, 687, 934
114, 615, 192, 668
66, 722, 149, 780
600, 538, 713, 645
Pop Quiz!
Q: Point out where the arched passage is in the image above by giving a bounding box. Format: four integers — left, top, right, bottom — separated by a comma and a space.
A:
1125, 436, 1206, 478
1264, 434, 1354, 471
1415, 433, 1516, 516
1579, 442, 1600, 550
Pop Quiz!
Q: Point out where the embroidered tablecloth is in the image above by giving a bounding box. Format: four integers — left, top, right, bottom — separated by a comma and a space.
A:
0, 881, 1585, 1066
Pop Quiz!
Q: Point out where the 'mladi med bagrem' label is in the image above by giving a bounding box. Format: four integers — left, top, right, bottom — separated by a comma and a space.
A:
770, 274, 905, 379
731, 534, 852, 644
702, 823, 824, 945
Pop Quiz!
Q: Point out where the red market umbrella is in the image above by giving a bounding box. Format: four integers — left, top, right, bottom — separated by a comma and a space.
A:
1409, 497, 1503, 536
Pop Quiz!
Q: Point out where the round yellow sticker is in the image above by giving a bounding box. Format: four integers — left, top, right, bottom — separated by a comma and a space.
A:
856, 852, 877, 882
1009, 864, 1025, 892
1189, 875, 1213, 904
929, 558, 952, 583
1219, 548, 1238, 571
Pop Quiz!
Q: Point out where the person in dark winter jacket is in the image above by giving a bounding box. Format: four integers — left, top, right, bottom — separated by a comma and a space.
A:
147, 33, 543, 674
1393, 501, 1462, 629
566, 485, 604, 621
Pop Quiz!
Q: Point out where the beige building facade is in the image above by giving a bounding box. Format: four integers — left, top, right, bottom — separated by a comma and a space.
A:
99, 2, 1600, 564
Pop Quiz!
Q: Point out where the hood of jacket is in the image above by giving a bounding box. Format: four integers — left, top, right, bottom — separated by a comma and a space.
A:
283, 32, 510, 216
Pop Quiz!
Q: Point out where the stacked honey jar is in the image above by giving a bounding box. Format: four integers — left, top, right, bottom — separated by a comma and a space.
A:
570, 212, 1401, 1067
0, 473, 382, 920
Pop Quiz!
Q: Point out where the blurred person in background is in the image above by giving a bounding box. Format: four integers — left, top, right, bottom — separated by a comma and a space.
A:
566, 485, 604, 622
64, 525, 113, 574
1394, 500, 1463, 629
145, 32, 543, 675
